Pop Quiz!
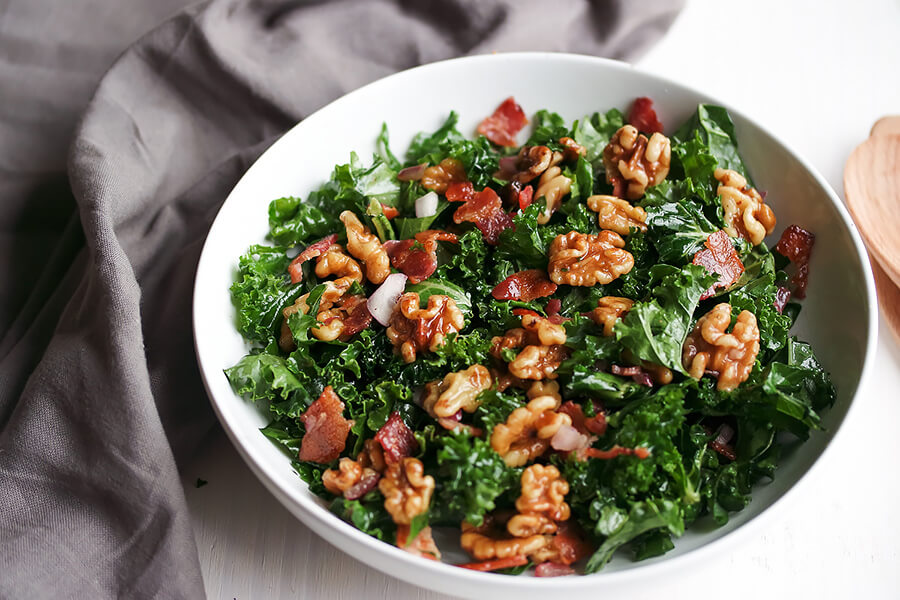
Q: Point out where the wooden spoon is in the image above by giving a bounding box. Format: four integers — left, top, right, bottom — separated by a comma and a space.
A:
844, 116, 900, 340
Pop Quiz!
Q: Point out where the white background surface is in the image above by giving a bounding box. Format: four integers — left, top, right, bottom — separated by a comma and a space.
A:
183, 0, 900, 597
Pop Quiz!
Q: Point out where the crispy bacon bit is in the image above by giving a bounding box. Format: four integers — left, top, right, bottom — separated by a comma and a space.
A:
492, 270, 558, 302
535, 562, 575, 577
381, 203, 399, 219
384, 230, 458, 284
398, 163, 427, 181
446, 181, 475, 203
344, 469, 381, 500
298, 386, 352, 463
453, 187, 514, 245
458, 555, 528, 572
628, 97, 664, 134
693, 230, 745, 300
774, 286, 791, 314
288, 234, 338, 284
578, 445, 650, 461
610, 364, 653, 387
340, 301, 373, 339
512, 308, 540, 318
374, 411, 419, 464
774, 224, 816, 299
557, 401, 606, 436
397, 525, 441, 560
518, 185, 534, 210
477, 97, 528, 147
550, 521, 593, 565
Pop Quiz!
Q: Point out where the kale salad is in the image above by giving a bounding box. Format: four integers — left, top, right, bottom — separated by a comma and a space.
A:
224, 97, 833, 576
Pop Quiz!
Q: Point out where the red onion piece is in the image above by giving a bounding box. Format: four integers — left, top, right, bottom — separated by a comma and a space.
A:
344, 470, 380, 500
398, 163, 427, 181
415, 191, 439, 218
535, 562, 576, 577
551, 424, 590, 452
366, 273, 408, 326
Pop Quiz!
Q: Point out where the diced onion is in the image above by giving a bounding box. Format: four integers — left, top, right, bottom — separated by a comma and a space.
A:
551, 424, 587, 452
367, 273, 408, 326
415, 191, 439, 218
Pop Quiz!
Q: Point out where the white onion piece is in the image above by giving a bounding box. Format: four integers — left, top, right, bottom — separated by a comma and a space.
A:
551, 424, 587, 452
367, 273, 408, 326
415, 191, 439, 218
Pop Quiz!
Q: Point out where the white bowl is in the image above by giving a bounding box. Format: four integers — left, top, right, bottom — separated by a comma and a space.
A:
193, 53, 877, 598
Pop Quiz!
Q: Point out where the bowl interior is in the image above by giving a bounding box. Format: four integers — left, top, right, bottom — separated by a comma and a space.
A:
193, 53, 875, 597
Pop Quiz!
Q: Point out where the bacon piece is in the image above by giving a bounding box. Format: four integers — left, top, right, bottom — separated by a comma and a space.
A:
446, 181, 475, 203
397, 525, 441, 560
383, 230, 458, 284
518, 185, 534, 211
477, 97, 528, 147
692, 230, 745, 300
344, 469, 381, 500
287, 234, 338, 284
577, 445, 650, 461
610, 364, 653, 387
381, 203, 399, 219
774, 224, 815, 299
458, 555, 528, 572
773, 286, 791, 314
535, 562, 575, 577
707, 424, 737, 461
340, 300, 373, 339
453, 187, 514, 245
491, 269, 558, 302
374, 411, 419, 464
628, 97, 664, 134
558, 401, 606, 437
298, 386, 352, 464
550, 521, 593, 566
610, 175, 625, 199
512, 308, 540, 318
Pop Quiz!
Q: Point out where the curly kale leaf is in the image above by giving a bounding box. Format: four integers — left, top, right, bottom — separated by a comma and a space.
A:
640, 181, 718, 263
615, 264, 717, 373
526, 110, 571, 150
574, 109, 626, 165
330, 495, 396, 543
433, 432, 521, 527
268, 196, 341, 247
230, 244, 302, 343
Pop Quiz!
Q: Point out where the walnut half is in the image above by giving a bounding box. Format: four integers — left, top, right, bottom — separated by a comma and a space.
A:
715, 168, 776, 246
423, 365, 492, 419
586, 195, 647, 236
386, 293, 465, 363
490, 395, 572, 467
506, 465, 570, 538
379, 457, 434, 525
548, 230, 634, 287
603, 125, 671, 200
682, 303, 760, 391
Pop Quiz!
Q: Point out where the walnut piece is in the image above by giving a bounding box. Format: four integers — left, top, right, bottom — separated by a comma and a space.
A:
534, 165, 572, 225
559, 137, 587, 163
603, 125, 671, 200
586, 195, 647, 236
386, 293, 465, 363
323, 457, 365, 495
682, 303, 760, 391
340, 210, 390, 284
461, 516, 550, 561
279, 279, 366, 348
491, 395, 572, 467
526, 380, 561, 403
314, 244, 363, 286
358, 439, 386, 473
421, 158, 467, 193
715, 168, 776, 246
588, 296, 634, 337
548, 230, 634, 286
509, 145, 563, 184
423, 365, 492, 419
492, 312, 569, 381
379, 457, 435, 525
507, 464, 570, 538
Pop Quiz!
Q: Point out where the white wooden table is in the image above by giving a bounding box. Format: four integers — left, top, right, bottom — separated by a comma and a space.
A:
183, 1, 900, 597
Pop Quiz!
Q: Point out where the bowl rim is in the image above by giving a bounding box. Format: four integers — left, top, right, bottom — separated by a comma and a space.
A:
192, 51, 878, 590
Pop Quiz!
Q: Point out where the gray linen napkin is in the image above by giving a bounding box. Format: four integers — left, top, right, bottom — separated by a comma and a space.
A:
0, 0, 684, 596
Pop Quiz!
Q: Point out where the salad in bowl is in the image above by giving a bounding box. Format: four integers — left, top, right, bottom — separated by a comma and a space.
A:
223, 95, 833, 577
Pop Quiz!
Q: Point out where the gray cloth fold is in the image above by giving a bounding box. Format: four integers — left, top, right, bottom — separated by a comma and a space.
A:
0, 0, 683, 596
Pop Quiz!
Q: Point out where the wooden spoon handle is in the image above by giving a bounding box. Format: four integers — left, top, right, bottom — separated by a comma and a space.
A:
872, 257, 900, 342
871, 115, 900, 137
